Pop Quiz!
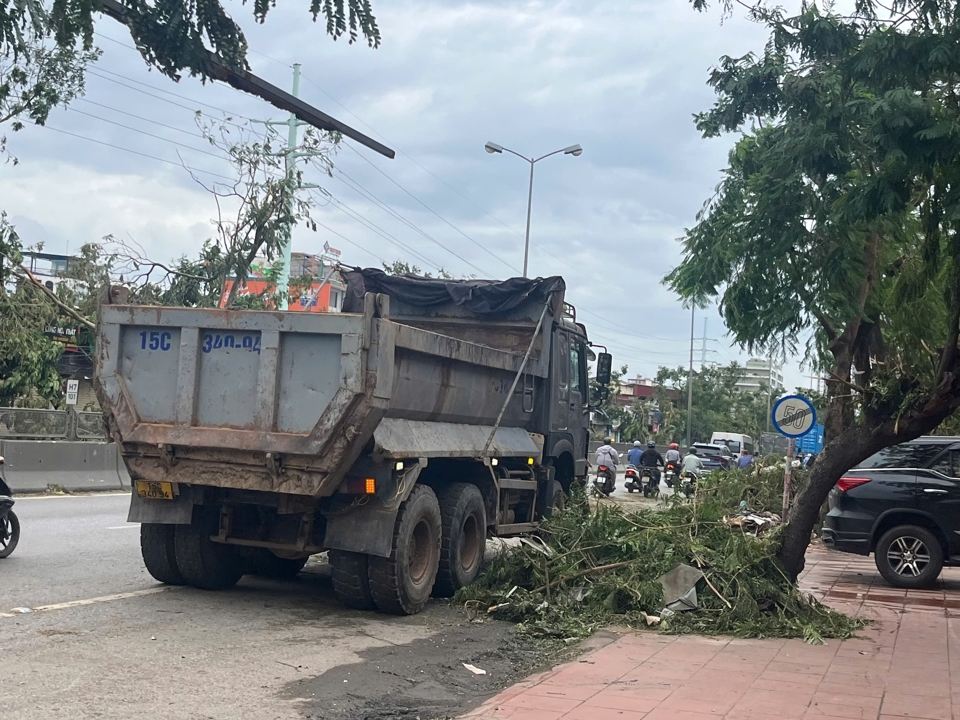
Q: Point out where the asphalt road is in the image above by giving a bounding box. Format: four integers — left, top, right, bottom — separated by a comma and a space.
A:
0, 494, 552, 720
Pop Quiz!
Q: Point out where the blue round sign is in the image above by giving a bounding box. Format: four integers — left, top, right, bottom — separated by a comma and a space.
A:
771, 395, 817, 438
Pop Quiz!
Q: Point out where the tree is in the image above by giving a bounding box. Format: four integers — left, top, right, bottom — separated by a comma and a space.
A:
1, 0, 379, 87
670, 1, 960, 578
652, 363, 770, 444
383, 260, 454, 279
0, 216, 64, 406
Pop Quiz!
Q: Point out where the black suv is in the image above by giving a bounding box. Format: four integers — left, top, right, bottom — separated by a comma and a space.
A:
823, 436, 960, 588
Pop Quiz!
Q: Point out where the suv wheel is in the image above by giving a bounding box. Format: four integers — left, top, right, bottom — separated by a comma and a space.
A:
875, 525, 943, 589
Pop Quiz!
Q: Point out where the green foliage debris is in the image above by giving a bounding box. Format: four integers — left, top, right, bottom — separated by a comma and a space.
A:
460, 472, 862, 644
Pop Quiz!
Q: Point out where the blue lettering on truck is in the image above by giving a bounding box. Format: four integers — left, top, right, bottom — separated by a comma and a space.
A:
201, 333, 261, 354
139, 331, 172, 351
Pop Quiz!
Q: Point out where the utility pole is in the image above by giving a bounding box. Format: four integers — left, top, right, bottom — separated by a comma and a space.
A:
765, 352, 774, 432
686, 305, 695, 448
700, 318, 708, 365
256, 64, 321, 311
275, 63, 302, 311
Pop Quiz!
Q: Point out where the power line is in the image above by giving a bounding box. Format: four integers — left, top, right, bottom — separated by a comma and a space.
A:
41, 125, 236, 182
65, 107, 227, 162
77, 98, 208, 140
324, 194, 442, 272
312, 220, 389, 265
331, 166, 495, 278
342, 143, 519, 274
87, 67, 251, 120
299, 72, 528, 243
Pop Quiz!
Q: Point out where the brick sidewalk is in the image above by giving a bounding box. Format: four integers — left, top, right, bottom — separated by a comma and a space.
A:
462, 547, 960, 719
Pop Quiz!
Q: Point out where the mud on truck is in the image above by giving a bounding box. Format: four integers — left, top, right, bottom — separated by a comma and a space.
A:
95, 269, 612, 615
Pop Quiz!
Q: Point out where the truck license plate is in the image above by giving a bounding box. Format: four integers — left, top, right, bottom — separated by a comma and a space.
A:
136, 480, 175, 500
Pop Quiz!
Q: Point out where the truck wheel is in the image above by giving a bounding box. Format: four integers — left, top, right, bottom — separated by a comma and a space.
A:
174, 520, 244, 591
875, 525, 943, 589
329, 550, 375, 610
368, 485, 441, 615
140, 523, 184, 585
248, 549, 308, 580
434, 483, 486, 598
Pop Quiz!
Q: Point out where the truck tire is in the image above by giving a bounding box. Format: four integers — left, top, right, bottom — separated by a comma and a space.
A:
140, 523, 184, 585
368, 485, 441, 615
248, 549, 308, 580
329, 550, 375, 610
174, 520, 244, 591
433, 483, 486, 598
875, 525, 944, 589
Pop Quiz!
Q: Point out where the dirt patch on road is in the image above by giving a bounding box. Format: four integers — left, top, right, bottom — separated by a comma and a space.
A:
287, 603, 610, 720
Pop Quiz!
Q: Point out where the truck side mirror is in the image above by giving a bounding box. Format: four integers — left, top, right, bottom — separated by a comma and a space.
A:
596, 352, 612, 386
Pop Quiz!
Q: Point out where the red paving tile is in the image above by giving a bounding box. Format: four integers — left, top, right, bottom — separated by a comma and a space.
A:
461, 547, 960, 719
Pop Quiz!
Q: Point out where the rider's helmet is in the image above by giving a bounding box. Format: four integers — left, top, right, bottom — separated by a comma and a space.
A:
634, 441, 642, 447
689, 447, 698, 455
670, 443, 679, 450
603, 437, 612, 444
647, 441, 656, 448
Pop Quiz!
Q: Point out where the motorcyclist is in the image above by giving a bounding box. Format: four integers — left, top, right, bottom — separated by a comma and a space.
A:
594, 438, 619, 493
595, 439, 619, 473
638, 440, 665, 487
626, 441, 643, 467
664, 442, 682, 467
682, 446, 704, 476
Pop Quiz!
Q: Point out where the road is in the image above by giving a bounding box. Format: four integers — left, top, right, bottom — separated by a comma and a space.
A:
0, 494, 551, 720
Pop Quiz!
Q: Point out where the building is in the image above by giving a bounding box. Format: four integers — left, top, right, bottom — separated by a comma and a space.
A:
734, 358, 785, 394
221, 248, 346, 312
19, 252, 98, 409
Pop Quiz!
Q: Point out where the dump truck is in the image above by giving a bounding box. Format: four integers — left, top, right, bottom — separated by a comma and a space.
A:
95, 269, 612, 615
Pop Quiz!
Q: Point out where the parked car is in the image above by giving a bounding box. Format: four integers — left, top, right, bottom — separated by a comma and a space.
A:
822, 436, 960, 588
692, 443, 733, 473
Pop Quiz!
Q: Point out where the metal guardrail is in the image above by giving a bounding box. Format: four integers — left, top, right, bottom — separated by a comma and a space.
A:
0, 408, 106, 441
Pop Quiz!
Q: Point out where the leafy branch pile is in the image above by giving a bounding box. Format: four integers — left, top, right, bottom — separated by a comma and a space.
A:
460, 471, 861, 644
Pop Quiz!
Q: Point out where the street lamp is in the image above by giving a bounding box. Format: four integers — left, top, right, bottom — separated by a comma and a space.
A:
483, 141, 582, 277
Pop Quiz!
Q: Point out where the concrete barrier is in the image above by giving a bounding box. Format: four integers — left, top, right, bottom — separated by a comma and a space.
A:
0, 440, 129, 493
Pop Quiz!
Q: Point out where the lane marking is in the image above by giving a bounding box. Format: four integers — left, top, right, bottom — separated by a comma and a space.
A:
107, 523, 141, 530
2, 586, 180, 619
16, 492, 130, 501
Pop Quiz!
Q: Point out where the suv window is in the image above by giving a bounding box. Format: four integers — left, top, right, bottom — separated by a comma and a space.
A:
694, 445, 724, 457
929, 449, 960, 478
858, 443, 953, 469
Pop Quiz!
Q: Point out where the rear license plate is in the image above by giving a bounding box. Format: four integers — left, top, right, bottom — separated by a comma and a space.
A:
136, 480, 175, 500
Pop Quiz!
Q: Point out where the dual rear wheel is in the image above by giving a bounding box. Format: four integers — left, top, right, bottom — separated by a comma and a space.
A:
331, 483, 487, 615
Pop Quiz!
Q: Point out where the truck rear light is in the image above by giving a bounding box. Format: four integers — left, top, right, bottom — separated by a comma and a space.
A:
837, 476, 871, 492
340, 477, 376, 495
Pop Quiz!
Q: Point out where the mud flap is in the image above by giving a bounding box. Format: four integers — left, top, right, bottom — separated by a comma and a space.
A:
323, 499, 398, 558
127, 487, 195, 524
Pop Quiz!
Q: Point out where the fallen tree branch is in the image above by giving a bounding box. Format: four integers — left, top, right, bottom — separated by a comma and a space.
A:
3, 253, 95, 329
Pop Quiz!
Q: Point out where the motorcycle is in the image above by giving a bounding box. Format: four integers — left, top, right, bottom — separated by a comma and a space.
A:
0, 457, 19, 559
593, 465, 616, 496
663, 462, 678, 489
624, 465, 641, 493
639, 467, 660, 498
679, 470, 698, 498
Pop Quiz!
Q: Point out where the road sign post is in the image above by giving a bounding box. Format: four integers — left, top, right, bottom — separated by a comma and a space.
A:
771, 395, 816, 519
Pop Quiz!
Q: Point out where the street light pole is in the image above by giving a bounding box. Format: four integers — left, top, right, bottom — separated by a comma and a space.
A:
484, 141, 582, 278
686, 304, 695, 449
523, 159, 535, 278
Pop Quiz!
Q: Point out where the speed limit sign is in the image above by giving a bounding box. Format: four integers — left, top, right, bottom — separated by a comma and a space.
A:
771, 395, 816, 438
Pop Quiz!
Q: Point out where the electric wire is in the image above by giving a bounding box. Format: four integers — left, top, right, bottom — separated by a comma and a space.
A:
41, 125, 236, 182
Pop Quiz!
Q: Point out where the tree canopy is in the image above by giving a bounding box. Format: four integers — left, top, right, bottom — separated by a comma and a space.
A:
2, 0, 379, 83
671, 0, 960, 577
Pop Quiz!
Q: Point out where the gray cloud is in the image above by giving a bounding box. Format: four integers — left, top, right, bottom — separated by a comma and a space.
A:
0, 0, 814, 389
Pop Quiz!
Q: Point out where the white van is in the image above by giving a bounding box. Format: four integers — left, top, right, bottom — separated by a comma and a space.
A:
710, 432, 754, 458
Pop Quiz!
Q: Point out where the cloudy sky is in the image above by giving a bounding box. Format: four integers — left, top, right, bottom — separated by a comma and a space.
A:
0, 0, 816, 391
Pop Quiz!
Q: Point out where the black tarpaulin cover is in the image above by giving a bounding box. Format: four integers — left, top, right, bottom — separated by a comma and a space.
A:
342, 268, 566, 316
